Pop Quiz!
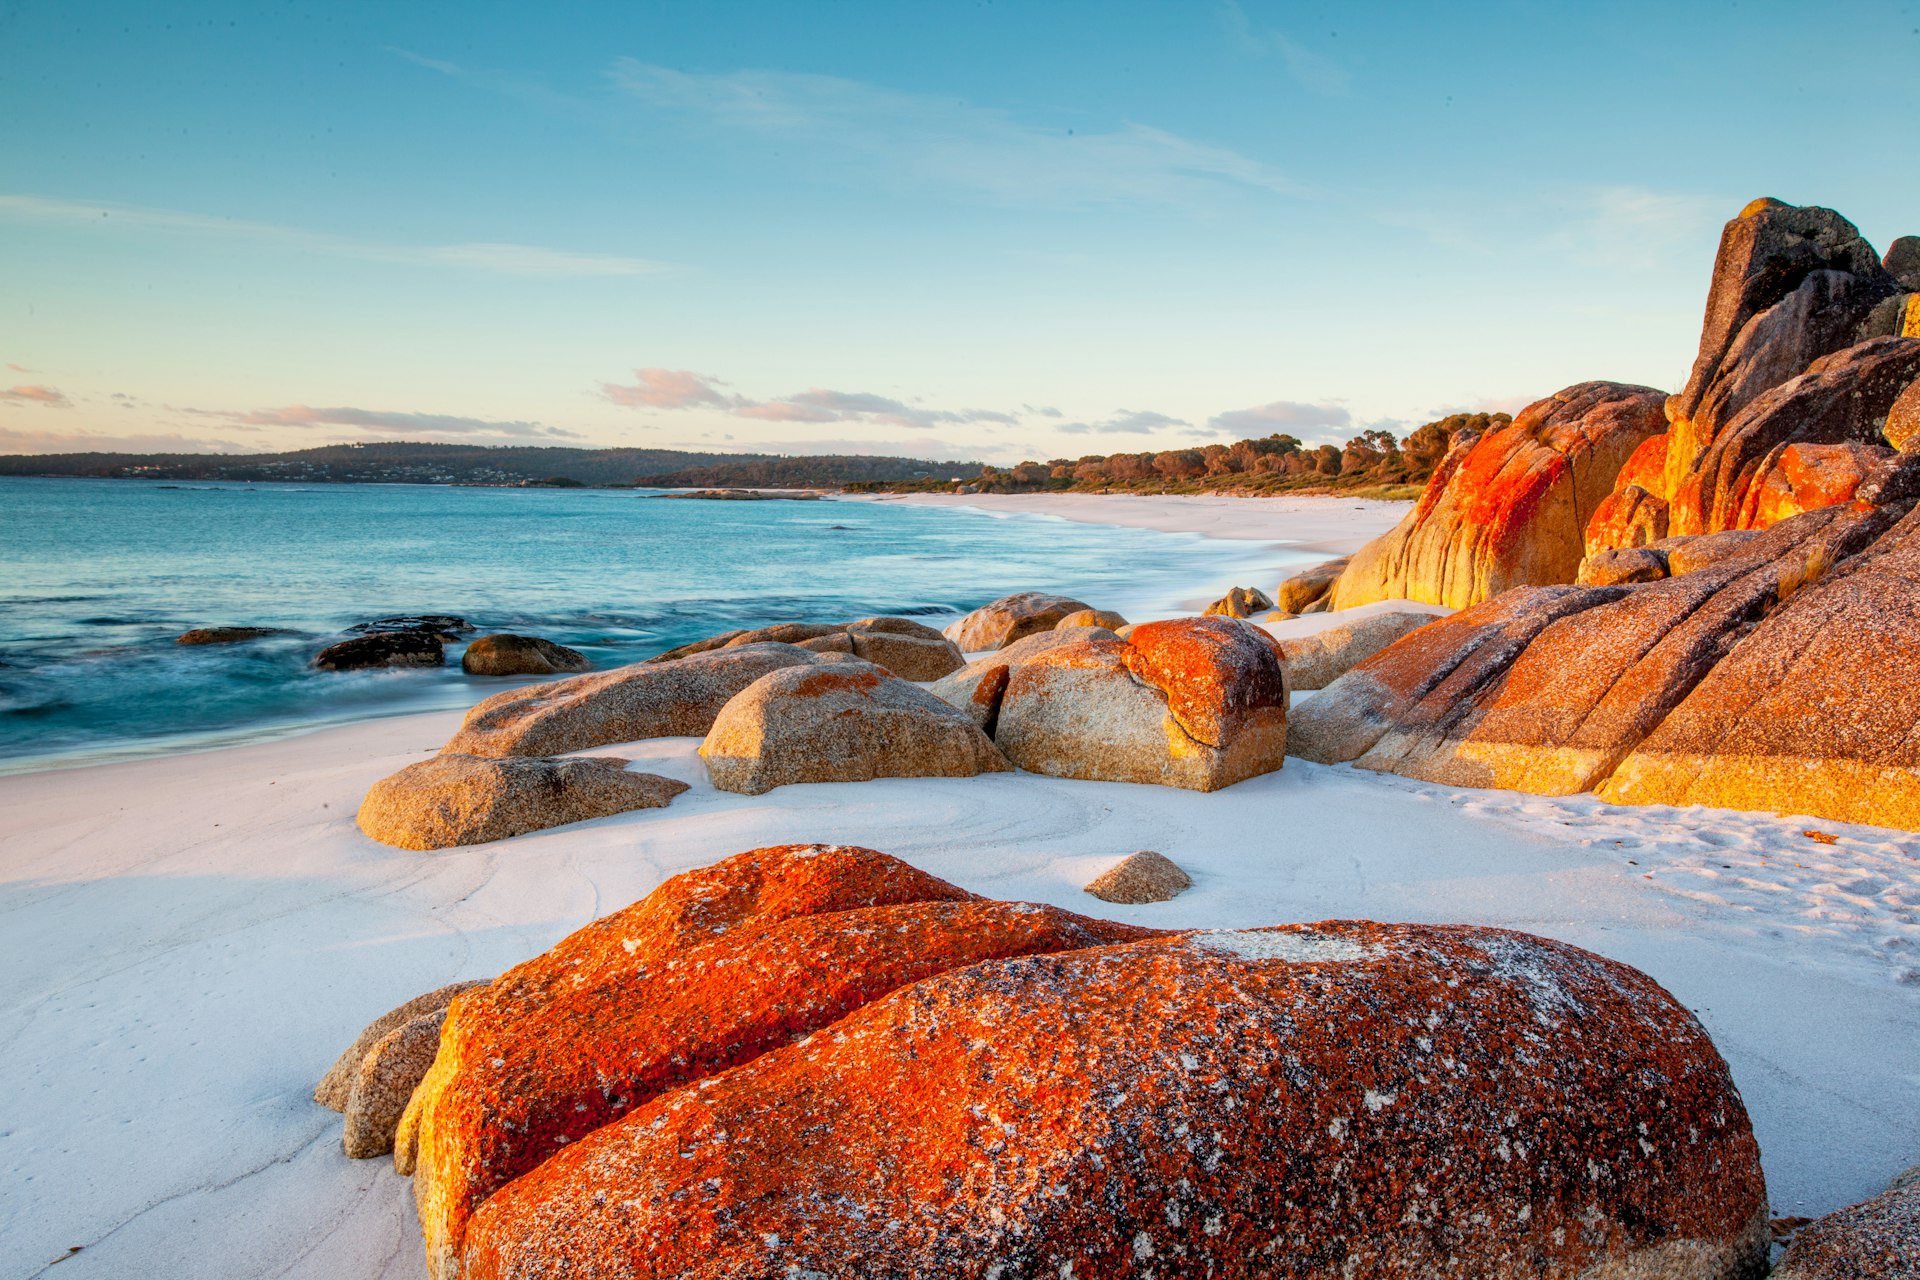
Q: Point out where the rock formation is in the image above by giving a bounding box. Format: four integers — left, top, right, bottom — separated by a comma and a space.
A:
357, 754, 689, 849
994, 616, 1289, 791
1274, 556, 1349, 613
698, 660, 1009, 794
443, 643, 821, 757
460, 634, 591, 677
1202, 584, 1275, 618
944, 592, 1094, 651
313, 630, 445, 670
1331, 382, 1667, 610
175, 626, 291, 645
925, 624, 1119, 732
1054, 607, 1128, 630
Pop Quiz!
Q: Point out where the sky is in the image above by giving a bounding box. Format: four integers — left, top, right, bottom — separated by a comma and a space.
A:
2, 0, 1917, 465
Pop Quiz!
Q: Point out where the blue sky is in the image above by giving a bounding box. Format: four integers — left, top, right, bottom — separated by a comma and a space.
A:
3, 0, 1916, 462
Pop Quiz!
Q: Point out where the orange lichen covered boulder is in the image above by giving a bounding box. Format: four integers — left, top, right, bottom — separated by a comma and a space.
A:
1583, 483, 1670, 555
994, 617, 1289, 791
1332, 382, 1667, 609
461, 923, 1768, 1280
400, 844, 1155, 1278
1735, 440, 1892, 529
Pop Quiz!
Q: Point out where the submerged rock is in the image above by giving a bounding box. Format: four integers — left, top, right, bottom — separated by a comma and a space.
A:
699, 659, 1008, 794
314, 630, 444, 670
1083, 849, 1192, 903
460, 634, 591, 677
357, 753, 688, 850
174, 626, 292, 645
349, 615, 473, 638
444, 643, 820, 757
943, 592, 1094, 651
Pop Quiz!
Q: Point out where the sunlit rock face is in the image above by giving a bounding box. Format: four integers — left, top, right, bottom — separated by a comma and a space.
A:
1331, 381, 1667, 611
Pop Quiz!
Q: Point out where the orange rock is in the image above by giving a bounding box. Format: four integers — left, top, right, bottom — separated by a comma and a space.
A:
1616, 430, 1671, 497
462, 923, 1768, 1280
1332, 382, 1667, 609
1734, 440, 1894, 529
1584, 483, 1671, 555
401, 844, 1154, 1278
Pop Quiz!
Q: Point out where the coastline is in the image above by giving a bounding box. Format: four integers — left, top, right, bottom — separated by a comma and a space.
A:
1, 494, 1916, 1278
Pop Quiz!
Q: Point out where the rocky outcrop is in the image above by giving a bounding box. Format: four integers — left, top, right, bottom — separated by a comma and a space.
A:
1889, 238, 1920, 290
1291, 494, 1920, 830
1202, 585, 1275, 618
452, 910, 1766, 1280
349, 615, 472, 639
460, 634, 591, 677
358, 754, 689, 850
1599, 501, 1920, 827
1733, 440, 1892, 529
444, 643, 821, 757
399, 845, 1154, 1279
1661, 200, 1897, 501
314, 630, 444, 670
1054, 607, 1128, 630
1083, 849, 1192, 903
943, 592, 1093, 651
1666, 336, 1920, 536
1662, 529, 1764, 576
925, 624, 1118, 732
994, 617, 1288, 791
175, 626, 292, 645
1277, 609, 1437, 691
316, 982, 486, 1112
699, 660, 1009, 794
1772, 1166, 1920, 1279
1331, 382, 1667, 610
1275, 556, 1349, 613
648, 617, 964, 682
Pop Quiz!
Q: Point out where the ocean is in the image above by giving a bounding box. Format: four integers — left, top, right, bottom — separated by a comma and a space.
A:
0, 477, 1286, 771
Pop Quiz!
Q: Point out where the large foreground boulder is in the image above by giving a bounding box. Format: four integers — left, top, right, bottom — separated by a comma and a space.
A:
451, 909, 1766, 1280
648, 617, 964, 682
1332, 382, 1667, 610
443, 643, 821, 757
399, 845, 1153, 1278
699, 659, 1009, 794
358, 754, 689, 850
944, 592, 1093, 651
995, 616, 1289, 791
460, 634, 590, 677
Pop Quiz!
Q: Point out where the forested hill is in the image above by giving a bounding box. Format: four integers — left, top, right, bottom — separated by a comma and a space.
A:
632, 455, 981, 488
0, 442, 978, 488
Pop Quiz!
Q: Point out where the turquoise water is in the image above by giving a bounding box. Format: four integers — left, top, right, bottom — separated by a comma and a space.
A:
0, 478, 1284, 770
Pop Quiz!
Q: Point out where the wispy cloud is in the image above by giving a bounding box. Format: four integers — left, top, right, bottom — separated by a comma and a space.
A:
191, 404, 580, 440
0, 427, 247, 455
0, 194, 667, 279
1217, 1, 1352, 96
7, 363, 31, 373
603, 368, 1021, 430
607, 61, 1303, 208
0, 384, 69, 407
1057, 409, 1191, 436
601, 368, 740, 409
1208, 399, 1352, 437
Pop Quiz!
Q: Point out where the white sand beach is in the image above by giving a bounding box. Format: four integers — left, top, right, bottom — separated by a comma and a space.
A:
3, 494, 1917, 1280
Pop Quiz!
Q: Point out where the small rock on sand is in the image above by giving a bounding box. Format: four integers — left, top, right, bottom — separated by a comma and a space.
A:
1084, 850, 1193, 904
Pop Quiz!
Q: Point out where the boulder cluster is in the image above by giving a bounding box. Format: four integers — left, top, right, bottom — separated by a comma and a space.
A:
323, 844, 1770, 1280
1296, 198, 1920, 833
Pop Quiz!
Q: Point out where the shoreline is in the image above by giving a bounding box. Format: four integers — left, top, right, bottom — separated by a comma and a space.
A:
2, 494, 1916, 1278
